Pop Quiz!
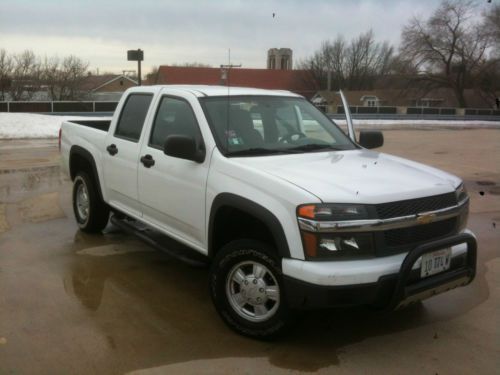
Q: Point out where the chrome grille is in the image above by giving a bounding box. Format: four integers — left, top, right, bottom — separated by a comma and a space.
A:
375, 192, 457, 219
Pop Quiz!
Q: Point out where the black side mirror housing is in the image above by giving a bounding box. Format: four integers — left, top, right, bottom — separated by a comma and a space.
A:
358, 131, 384, 149
164, 135, 205, 163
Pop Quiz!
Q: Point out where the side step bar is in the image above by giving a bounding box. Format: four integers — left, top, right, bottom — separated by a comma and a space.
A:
110, 215, 209, 268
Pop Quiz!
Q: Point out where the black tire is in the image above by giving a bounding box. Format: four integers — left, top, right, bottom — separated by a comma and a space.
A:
209, 239, 295, 340
72, 171, 109, 233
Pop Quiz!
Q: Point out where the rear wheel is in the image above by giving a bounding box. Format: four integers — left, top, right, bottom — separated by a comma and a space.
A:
72, 172, 109, 233
210, 239, 295, 339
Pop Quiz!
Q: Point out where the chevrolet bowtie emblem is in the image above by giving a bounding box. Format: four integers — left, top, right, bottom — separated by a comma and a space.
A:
417, 213, 436, 225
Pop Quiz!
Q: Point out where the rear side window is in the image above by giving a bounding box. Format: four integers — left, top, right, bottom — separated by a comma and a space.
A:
114, 94, 153, 142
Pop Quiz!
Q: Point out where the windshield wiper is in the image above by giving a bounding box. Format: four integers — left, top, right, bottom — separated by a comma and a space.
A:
226, 148, 300, 156
286, 144, 343, 152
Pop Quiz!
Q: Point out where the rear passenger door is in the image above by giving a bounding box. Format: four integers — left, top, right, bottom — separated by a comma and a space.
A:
138, 93, 209, 251
103, 93, 153, 217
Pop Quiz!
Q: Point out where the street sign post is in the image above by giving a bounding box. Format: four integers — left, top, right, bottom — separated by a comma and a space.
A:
127, 49, 144, 86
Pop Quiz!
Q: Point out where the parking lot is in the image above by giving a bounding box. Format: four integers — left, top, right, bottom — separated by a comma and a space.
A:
0, 129, 499, 374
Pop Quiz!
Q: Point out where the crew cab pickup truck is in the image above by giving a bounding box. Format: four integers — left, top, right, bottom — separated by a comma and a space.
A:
60, 85, 476, 339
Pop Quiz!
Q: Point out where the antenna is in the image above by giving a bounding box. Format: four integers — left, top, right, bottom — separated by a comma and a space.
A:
220, 48, 241, 151
220, 49, 242, 153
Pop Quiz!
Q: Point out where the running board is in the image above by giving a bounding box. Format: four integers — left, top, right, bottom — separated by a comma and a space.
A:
110, 215, 209, 268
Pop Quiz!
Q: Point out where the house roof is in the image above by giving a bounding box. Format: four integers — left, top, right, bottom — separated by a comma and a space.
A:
154, 66, 319, 98
314, 88, 499, 108
80, 74, 138, 92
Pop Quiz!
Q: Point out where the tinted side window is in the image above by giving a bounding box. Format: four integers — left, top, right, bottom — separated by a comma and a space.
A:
150, 96, 201, 148
115, 94, 153, 142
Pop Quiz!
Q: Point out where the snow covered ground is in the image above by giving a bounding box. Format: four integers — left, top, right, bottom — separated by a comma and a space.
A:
0, 112, 499, 139
333, 119, 500, 130
0, 113, 110, 139
0, 113, 73, 139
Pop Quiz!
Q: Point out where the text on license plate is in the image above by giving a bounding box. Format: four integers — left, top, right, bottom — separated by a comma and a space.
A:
420, 248, 451, 278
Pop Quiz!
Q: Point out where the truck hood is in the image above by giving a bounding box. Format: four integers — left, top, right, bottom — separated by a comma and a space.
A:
234, 150, 461, 204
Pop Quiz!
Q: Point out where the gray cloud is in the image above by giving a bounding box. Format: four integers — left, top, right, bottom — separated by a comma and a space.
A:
0, 0, 485, 73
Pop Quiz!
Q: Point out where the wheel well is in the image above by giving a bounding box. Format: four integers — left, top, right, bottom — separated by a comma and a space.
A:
211, 206, 277, 258
69, 148, 104, 202
69, 153, 93, 181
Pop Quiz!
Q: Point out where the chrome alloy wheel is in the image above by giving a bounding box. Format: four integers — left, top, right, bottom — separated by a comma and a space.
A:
226, 260, 280, 322
75, 180, 90, 222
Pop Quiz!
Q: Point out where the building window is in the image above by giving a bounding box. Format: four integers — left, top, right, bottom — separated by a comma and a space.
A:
269, 57, 276, 69
280, 57, 288, 70
361, 96, 379, 107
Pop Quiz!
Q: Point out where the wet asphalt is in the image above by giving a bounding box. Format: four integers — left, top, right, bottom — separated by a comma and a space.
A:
0, 131, 499, 374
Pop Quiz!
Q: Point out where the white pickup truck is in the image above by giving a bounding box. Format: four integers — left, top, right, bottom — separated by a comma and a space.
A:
60, 85, 476, 339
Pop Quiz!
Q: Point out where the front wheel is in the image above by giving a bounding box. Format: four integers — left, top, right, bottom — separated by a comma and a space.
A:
72, 172, 109, 233
209, 240, 295, 339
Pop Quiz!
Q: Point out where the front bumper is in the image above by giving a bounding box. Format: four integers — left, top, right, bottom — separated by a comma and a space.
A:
282, 232, 477, 309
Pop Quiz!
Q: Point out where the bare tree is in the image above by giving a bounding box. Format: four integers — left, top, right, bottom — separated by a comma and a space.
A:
42, 56, 60, 100
145, 65, 160, 84
172, 62, 212, 67
42, 55, 89, 100
0, 49, 13, 101
9, 50, 42, 101
484, 3, 500, 50
58, 55, 89, 100
300, 30, 395, 91
345, 30, 395, 90
400, 0, 494, 107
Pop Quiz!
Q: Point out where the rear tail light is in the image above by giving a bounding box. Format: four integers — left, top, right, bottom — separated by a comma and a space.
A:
58, 128, 62, 151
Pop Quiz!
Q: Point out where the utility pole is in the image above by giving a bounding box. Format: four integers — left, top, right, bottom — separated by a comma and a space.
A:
220, 48, 241, 86
220, 63, 242, 86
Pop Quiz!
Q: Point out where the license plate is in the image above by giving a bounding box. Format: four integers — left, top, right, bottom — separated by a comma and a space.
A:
420, 248, 451, 278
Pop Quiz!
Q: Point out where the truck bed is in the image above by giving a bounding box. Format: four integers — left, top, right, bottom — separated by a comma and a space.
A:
67, 119, 111, 132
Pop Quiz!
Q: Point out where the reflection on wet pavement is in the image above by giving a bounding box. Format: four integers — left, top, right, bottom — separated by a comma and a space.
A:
0, 134, 499, 374
18, 192, 65, 223
76, 242, 154, 257
0, 203, 9, 233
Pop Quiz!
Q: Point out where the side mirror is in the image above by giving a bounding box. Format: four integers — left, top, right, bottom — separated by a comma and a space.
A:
358, 131, 384, 149
164, 135, 205, 163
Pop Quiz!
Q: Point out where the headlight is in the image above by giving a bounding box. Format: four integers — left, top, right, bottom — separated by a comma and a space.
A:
297, 203, 369, 221
298, 204, 374, 259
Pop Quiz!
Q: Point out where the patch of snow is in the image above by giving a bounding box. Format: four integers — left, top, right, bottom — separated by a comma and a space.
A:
0, 113, 499, 140
334, 119, 500, 130
0, 113, 68, 139
0, 113, 109, 139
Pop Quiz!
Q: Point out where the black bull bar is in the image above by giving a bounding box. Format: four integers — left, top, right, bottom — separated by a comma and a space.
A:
389, 232, 477, 309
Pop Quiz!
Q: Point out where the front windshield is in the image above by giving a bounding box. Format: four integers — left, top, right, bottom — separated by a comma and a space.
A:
200, 96, 357, 156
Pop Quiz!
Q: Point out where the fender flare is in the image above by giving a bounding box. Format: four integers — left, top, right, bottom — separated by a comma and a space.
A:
208, 193, 291, 259
69, 145, 105, 202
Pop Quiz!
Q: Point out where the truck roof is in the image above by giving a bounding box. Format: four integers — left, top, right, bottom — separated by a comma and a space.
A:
125, 85, 302, 98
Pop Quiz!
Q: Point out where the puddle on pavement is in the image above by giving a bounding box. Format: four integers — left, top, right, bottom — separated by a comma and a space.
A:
489, 187, 500, 196
0, 165, 68, 203
77, 243, 154, 257
55, 218, 495, 373
476, 180, 496, 186
0, 203, 10, 233
17, 192, 65, 223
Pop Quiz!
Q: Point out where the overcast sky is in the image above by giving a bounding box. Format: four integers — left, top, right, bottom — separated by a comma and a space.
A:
0, 0, 488, 74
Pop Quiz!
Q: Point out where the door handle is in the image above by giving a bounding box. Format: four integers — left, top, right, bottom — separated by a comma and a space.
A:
106, 144, 118, 156
140, 154, 155, 168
